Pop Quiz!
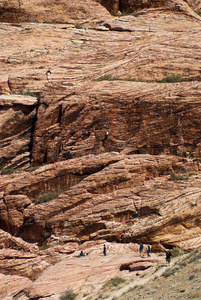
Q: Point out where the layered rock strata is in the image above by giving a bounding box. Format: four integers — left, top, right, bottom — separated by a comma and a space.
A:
32, 81, 201, 164
1, 153, 201, 250
0, 94, 38, 169
0, 0, 111, 24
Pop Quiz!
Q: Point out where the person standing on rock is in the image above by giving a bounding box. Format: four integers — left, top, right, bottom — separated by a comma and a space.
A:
139, 243, 144, 257
103, 244, 106, 256
166, 250, 172, 265
147, 244, 151, 257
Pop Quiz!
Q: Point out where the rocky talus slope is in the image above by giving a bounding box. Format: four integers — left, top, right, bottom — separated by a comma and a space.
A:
117, 248, 201, 300
0, 0, 201, 299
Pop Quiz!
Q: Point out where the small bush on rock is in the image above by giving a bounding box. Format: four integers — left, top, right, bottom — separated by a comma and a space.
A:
1, 168, 16, 175
60, 289, 77, 300
33, 191, 58, 204
15, 88, 38, 97
38, 229, 51, 247
171, 246, 185, 257
95, 75, 120, 81
156, 74, 183, 83
28, 166, 40, 172
107, 277, 126, 287
168, 172, 189, 181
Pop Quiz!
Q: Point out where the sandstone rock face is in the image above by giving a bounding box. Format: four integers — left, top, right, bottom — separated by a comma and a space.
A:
0, 0, 201, 299
32, 81, 201, 165
0, 0, 111, 24
0, 95, 38, 170
96, 0, 119, 14
0, 236, 164, 299
28, 242, 162, 299
185, 0, 201, 11
120, 0, 168, 13
0, 273, 32, 300
96, 0, 201, 14
0, 1, 200, 169
0, 229, 38, 252
0, 0, 200, 247
1, 153, 201, 251
0, 194, 31, 235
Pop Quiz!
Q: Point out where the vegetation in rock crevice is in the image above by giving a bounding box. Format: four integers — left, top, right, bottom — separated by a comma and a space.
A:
33, 191, 58, 204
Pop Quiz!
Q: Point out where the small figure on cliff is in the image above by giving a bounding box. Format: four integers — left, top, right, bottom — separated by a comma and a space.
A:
166, 250, 172, 265
105, 131, 109, 139
139, 243, 144, 257
103, 244, 106, 256
186, 151, 191, 159
46, 69, 52, 82
79, 250, 84, 257
147, 244, 151, 257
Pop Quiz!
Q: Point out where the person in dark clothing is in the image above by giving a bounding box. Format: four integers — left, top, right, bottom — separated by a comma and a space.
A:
139, 243, 144, 257
79, 250, 84, 257
166, 250, 172, 265
103, 244, 106, 256
147, 245, 151, 257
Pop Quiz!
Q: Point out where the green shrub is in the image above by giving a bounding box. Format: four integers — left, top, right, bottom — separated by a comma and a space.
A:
132, 13, 140, 17
156, 74, 183, 83
38, 229, 51, 246
125, 78, 143, 82
15, 88, 38, 97
75, 24, 83, 29
39, 243, 50, 250
112, 12, 120, 17
60, 289, 77, 300
168, 172, 189, 181
1, 168, 15, 175
95, 75, 120, 81
195, 11, 201, 17
171, 246, 185, 257
107, 277, 126, 287
33, 191, 58, 204
28, 166, 40, 172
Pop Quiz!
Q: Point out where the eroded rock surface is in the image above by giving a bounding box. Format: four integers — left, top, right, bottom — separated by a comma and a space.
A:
1, 153, 201, 250
0, 0, 201, 299
0, 1, 200, 171
28, 241, 162, 299
0, 0, 111, 24
31, 81, 201, 165
0, 94, 38, 170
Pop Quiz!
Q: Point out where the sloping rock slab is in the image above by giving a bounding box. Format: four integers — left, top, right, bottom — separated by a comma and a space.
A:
0, 273, 32, 299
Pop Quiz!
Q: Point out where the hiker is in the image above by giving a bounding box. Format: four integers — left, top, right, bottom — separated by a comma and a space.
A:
46, 69, 52, 82
147, 244, 151, 257
103, 244, 106, 256
186, 151, 191, 159
79, 250, 84, 257
166, 250, 172, 265
139, 243, 144, 257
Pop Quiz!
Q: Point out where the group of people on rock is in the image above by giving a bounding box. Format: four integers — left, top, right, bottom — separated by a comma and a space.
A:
139, 243, 151, 257
139, 243, 172, 265
78, 244, 107, 258
79, 242, 172, 265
